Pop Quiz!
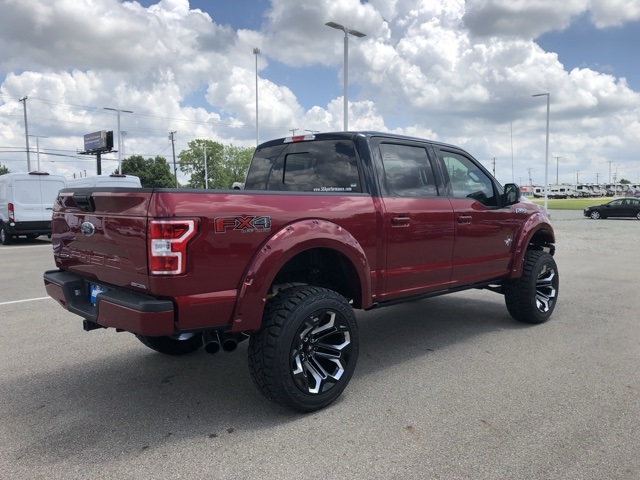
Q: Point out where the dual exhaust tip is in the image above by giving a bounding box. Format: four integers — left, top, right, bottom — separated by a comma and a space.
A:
202, 331, 239, 354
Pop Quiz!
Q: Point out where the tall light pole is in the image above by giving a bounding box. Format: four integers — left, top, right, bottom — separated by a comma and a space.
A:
27, 135, 49, 171
19, 96, 31, 171
104, 107, 133, 174
325, 21, 366, 131
532, 93, 550, 212
253, 47, 260, 146
555, 156, 561, 184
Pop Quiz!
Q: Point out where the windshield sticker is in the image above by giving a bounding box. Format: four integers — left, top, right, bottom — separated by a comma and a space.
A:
214, 215, 271, 234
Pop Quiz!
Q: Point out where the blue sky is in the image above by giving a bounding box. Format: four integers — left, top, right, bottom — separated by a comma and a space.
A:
1, 0, 639, 185
537, 13, 640, 90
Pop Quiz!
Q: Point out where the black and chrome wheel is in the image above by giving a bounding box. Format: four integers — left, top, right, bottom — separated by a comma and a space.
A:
0, 226, 12, 245
590, 210, 601, 219
504, 250, 559, 324
136, 333, 203, 355
249, 286, 359, 412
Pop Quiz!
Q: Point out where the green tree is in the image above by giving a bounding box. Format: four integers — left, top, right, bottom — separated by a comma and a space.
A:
117, 155, 177, 188
0, 164, 9, 175
178, 140, 253, 189
619, 178, 631, 184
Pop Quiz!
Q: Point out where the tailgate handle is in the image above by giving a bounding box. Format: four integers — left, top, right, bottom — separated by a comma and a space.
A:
73, 194, 96, 212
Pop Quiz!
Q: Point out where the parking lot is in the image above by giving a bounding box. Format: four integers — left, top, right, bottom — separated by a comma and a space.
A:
1, 211, 639, 480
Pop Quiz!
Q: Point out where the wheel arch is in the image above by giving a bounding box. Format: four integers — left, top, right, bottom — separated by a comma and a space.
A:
230, 219, 372, 332
510, 214, 556, 279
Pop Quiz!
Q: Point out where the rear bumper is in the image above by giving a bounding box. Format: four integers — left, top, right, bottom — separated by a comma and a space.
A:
43, 270, 175, 336
3, 220, 51, 236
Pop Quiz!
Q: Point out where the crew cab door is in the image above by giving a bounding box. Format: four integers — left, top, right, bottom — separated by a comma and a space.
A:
372, 139, 455, 301
433, 147, 517, 286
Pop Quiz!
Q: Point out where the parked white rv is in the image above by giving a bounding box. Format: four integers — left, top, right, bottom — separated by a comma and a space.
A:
0, 172, 67, 245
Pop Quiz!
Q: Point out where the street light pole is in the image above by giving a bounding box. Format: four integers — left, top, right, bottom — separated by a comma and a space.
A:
555, 156, 561, 184
532, 93, 550, 213
104, 107, 133, 174
253, 47, 260, 146
27, 135, 49, 171
325, 22, 366, 132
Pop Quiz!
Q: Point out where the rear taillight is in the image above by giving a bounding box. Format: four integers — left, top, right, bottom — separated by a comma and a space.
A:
8, 203, 14, 223
148, 219, 198, 275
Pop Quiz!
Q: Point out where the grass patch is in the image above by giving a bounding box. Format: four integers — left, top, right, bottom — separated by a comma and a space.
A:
528, 197, 613, 210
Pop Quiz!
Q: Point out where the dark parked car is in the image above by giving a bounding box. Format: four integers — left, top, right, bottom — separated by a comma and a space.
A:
584, 197, 640, 220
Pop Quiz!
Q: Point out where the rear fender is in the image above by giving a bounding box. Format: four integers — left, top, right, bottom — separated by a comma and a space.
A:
510, 212, 556, 278
230, 219, 371, 332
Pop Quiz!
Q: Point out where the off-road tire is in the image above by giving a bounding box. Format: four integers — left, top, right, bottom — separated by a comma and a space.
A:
504, 250, 559, 324
136, 333, 203, 355
0, 226, 12, 245
248, 286, 359, 412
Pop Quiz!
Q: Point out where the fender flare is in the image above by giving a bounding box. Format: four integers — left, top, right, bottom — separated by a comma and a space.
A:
230, 219, 372, 332
510, 212, 556, 278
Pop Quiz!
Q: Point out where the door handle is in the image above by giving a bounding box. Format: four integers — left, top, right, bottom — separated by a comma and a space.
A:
391, 215, 410, 227
457, 215, 472, 224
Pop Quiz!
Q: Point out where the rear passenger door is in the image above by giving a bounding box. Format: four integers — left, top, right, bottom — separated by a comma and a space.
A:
372, 138, 455, 301
433, 147, 517, 286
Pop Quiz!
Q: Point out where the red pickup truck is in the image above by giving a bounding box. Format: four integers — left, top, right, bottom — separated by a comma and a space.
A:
44, 132, 558, 411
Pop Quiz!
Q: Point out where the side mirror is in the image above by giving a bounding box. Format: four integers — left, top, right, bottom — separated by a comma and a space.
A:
503, 183, 521, 206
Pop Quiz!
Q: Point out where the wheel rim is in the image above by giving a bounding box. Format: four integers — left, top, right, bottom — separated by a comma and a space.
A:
291, 308, 353, 395
536, 264, 558, 313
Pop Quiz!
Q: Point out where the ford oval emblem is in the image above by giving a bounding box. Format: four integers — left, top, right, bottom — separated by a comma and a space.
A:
81, 221, 96, 237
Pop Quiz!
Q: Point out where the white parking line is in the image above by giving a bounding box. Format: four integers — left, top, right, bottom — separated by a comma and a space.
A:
0, 297, 53, 306
0, 244, 52, 251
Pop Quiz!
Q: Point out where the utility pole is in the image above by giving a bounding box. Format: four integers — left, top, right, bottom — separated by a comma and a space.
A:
596, 172, 600, 184
253, 47, 260, 146
492, 157, 496, 177
608, 160, 614, 184
104, 107, 133, 174
169, 131, 178, 187
289, 128, 299, 136
527, 168, 533, 186
19, 96, 31, 171
576, 170, 580, 184
120, 131, 127, 157
555, 156, 561, 183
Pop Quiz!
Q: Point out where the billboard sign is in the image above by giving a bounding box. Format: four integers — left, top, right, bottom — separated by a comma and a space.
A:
83, 130, 113, 153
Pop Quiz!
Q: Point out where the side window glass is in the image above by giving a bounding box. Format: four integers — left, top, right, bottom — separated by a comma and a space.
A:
440, 152, 497, 206
379, 143, 437, 197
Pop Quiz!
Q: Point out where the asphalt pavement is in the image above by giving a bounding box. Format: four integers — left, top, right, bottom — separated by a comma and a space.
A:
1, 212, 638, 479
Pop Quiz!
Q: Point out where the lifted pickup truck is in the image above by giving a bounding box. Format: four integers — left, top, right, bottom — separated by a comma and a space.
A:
44, 132, 558, 411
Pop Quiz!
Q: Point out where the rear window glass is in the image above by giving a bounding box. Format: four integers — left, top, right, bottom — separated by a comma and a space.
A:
244, 140, 361, 193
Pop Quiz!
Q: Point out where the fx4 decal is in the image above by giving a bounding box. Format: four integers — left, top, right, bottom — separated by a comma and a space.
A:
214, 215, 272, 234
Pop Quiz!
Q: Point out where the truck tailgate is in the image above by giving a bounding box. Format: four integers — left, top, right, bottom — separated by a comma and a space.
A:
51, 189, 153, 290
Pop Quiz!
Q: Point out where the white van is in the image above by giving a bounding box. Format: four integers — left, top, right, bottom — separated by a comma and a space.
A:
66, 174, 141, 188
0, 172, 67, 245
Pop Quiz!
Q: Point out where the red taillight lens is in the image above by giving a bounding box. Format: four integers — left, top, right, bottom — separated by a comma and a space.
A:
8, 203, 14, 223
148, 219, 198, 275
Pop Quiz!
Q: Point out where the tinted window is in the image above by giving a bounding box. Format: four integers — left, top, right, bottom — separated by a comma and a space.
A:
244, 140, 361, 193
379, 143, 437, 197
438, 151, 497, 206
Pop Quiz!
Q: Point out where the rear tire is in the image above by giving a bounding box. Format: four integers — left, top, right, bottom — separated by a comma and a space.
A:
136, 333, 203, 355
0, 226, 12, 245
504, 250, 559, 324
248, 286, 359, 412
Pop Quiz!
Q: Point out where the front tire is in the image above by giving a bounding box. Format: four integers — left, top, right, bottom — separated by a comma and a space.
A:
590, 210, 601, 219
504, 250, 559, 324
136, 333, 203, 355
248, 286, 359, 412
0, 226, 13, 245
